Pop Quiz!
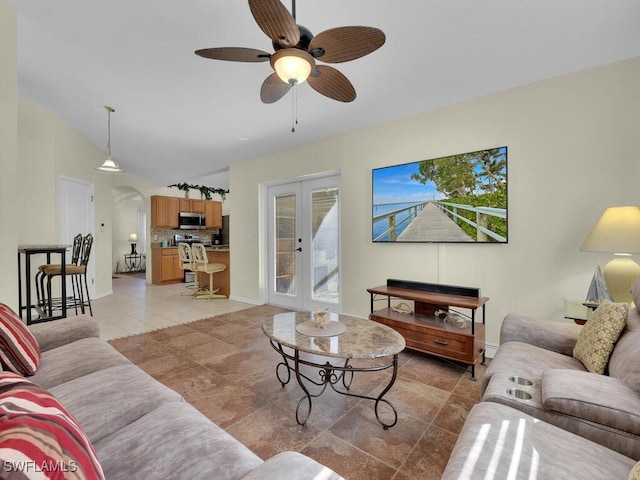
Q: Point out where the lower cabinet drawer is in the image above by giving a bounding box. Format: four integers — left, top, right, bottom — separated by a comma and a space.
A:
370, 314, 475, 363
404, 330, 472, 361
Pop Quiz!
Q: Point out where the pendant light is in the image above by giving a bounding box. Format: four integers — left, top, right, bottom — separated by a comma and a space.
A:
93, 106, 126, 174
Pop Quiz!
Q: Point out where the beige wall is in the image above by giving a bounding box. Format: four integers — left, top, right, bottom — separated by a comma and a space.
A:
0, 0, 19, 310
230, 57, 640, 348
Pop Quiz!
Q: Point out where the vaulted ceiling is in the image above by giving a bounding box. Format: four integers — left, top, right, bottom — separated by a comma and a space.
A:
10, 0, 640, 186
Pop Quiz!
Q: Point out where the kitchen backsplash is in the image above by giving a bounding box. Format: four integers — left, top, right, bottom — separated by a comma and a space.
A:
150, 228, 218, 246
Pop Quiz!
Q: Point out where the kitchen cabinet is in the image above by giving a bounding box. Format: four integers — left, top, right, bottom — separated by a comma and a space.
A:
152, 195, 220, 229
205, 201, 223, 229
151, 196, 179, 228
151, 247, 183, 284
179, 198, 205, 214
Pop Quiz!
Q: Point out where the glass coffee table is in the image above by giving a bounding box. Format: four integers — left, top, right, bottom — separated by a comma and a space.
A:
262, 311, 406, 429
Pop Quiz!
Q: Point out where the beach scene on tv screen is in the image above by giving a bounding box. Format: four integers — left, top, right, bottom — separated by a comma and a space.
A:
372, 146, 507, 243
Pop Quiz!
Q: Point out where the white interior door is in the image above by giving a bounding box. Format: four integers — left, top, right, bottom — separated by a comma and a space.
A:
58, 176, 95, 298
267, 174, 340, 311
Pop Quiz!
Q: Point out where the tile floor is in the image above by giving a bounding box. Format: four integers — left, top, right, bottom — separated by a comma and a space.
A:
98, 273, 486, 479
91, 272, 254, 340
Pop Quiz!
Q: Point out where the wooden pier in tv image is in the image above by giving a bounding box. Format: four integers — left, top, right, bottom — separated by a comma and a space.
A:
373, 200, 506, 243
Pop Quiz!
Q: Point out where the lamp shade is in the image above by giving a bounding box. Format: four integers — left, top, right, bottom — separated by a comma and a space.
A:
580, 206, 640, 254
128, 233, 138, 243
94, 156, 126, 174
270, 48, 315, 85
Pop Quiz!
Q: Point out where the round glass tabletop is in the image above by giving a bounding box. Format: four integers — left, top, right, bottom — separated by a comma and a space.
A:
262, 311, 405, 359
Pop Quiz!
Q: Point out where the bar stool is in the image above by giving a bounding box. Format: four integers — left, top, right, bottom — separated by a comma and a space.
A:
36, 233, 82, 316
41, 234, 93, 316
177, 242, 202, 296
191, 243, 227, 300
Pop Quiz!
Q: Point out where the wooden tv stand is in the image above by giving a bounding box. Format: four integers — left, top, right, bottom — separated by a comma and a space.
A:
367, 280, 488, 380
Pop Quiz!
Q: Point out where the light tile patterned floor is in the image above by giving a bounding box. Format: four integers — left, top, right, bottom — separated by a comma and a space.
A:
91, 273, 253, 340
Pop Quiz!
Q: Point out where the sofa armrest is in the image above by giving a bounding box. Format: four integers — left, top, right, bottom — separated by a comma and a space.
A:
239, 452, 344, 480
542, 369, 640, 435
28, 315, 100, 352
500, 313, 582, 355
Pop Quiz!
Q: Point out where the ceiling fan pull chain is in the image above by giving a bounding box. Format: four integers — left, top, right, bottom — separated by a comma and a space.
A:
291, 84, 299, 133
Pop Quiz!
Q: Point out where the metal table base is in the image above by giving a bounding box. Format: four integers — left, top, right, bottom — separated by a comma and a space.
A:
269, 339, 399, 430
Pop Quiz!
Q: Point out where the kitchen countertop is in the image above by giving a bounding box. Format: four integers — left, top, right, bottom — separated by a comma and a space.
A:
151, 245, 229, 251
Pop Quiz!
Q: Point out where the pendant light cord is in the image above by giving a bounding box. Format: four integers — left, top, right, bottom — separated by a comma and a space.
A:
107, 109, 111, 156
105, 105, 115, 156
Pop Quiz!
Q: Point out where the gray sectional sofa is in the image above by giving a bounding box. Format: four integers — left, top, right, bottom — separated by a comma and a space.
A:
27, 315, 343, 480
444, 292, 640, 478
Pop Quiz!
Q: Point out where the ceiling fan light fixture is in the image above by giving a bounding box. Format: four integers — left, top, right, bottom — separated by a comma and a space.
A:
270, 48, 315, 85
93, 106, 126, 175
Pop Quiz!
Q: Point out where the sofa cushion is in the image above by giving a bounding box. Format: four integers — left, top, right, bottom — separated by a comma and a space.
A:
0, 303, 40, 375
573, 302, 628, 374
49, 364, 183, 444
541, 369, 640, 435
93, 402, 262, 480
0, 372, 104, 480
442, 402, 636, 480
239, 451, 344, 480
30, 337, 130, 390
29, 315, 100, 353
609, 308, 640, 394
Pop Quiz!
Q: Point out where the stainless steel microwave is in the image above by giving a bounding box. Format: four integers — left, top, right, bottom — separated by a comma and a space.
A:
179, 212, 206, 230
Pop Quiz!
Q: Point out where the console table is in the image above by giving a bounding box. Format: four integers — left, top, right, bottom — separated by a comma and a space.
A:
367, 279, 488, 380
124, 253, 145, 272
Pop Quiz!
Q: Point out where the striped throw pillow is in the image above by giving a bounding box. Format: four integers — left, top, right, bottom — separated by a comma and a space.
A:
0, 303, 41, 375
0, 372, 104, 479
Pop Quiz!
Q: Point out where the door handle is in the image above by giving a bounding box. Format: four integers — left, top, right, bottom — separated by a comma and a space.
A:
295, 247, 302, 252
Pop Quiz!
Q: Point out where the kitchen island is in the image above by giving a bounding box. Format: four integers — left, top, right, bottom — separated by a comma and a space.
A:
151, 246, 230, 297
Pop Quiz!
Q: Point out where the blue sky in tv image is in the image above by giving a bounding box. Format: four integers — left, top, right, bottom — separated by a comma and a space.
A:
372, 147, 508, 242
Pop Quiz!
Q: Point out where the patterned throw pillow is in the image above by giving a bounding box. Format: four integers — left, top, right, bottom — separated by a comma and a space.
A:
629, 460, 640, 480
573, 302, 629, 374
0, 303, 41, 375
0, 372, 104, 479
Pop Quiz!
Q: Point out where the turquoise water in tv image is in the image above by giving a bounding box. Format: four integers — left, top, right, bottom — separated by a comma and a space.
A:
372, 202, 424, 241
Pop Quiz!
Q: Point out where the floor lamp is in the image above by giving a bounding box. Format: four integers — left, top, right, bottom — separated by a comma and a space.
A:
580, 206, 640, 303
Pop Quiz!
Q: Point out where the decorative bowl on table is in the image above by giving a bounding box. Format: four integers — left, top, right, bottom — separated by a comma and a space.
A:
313, 310, 331, 329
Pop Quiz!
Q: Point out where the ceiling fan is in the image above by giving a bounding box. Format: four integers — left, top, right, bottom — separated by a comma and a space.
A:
195, 0, 385, 104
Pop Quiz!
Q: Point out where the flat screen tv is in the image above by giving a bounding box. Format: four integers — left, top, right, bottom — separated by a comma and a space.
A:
372, 146, 507, 243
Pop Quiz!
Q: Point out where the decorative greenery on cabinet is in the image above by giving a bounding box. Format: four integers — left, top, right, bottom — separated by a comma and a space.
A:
168, 183, 229, 201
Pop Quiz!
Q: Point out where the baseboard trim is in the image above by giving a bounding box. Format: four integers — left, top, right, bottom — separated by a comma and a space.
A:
93, 290, 113, 300
228, 295, 263, 305
485, 342, 498, 359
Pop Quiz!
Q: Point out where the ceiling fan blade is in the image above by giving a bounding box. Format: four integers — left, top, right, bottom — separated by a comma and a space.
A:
249, 0, 300, 48
195, 47, 271, 62
307, 65, 356, 103
309, 26, 386, 63
260, 73, 292, 103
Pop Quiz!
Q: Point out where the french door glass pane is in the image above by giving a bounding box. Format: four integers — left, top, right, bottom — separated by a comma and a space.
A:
311, 187, 339, 303
275, 194, 296, 295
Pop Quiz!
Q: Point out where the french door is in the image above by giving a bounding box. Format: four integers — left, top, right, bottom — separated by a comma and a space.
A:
267, 174, 340, 311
